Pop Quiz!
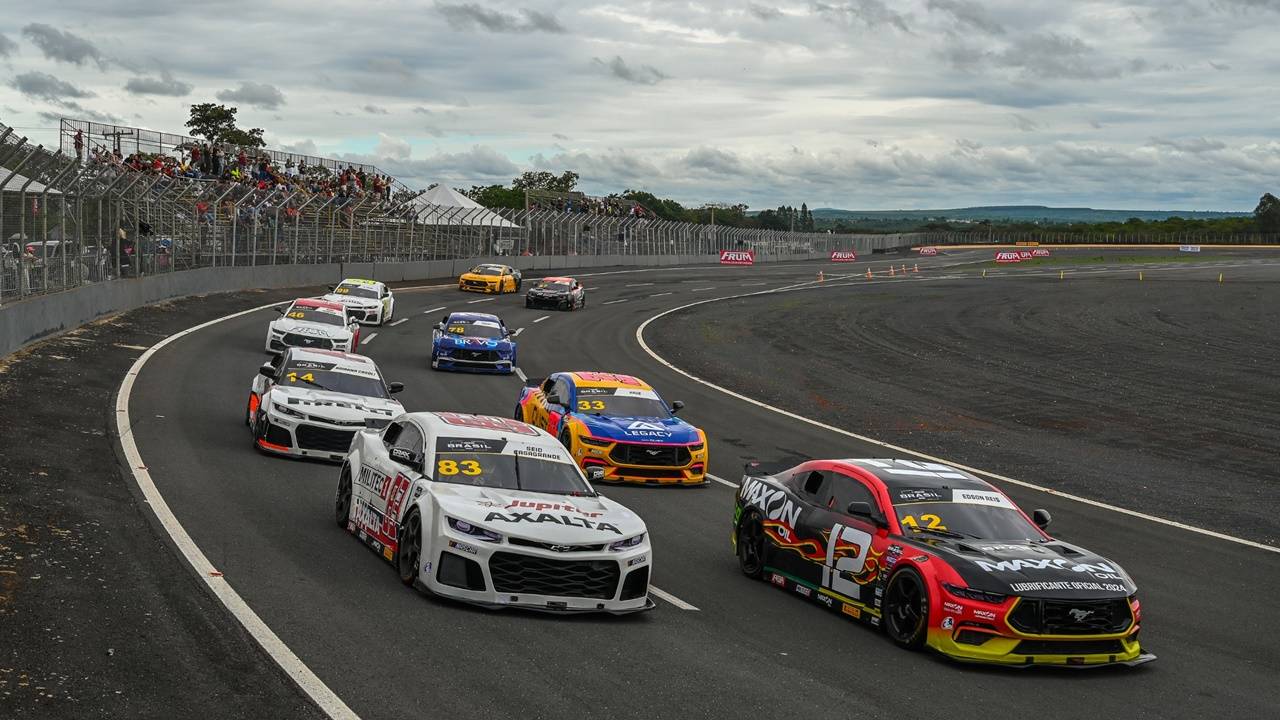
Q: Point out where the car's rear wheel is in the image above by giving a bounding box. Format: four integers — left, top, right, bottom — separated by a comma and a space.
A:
884, 568, 929, 649
335, 465, 353, 528
737, 511, 766, 578
397, 509, 423, 587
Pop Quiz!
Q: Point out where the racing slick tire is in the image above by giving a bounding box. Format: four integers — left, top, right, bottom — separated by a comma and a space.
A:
250, 412, 272, 453
558, 427, 573, 450
525, 298, 533, 309
514, 277, 522, 292
430, 351, 440, 370
397, 508, 424, 587
736, 511, 766, 579
513, 405, 525, 421
883, 568, 929, 650
335, 465, 353, 529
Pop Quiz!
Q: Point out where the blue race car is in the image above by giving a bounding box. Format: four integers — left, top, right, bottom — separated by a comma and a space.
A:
430, 312, 517, 374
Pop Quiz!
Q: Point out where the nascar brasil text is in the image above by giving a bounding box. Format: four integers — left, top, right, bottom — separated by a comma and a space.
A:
431, 312, 517, 374
731, 458, 1154, 667
516, 371, 708, 485
336, 411, 654, 613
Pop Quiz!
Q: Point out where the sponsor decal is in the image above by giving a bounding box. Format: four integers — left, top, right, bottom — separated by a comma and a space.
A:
739, 478, 802, 530
974, 609, 997, 621
382, 546, 395, 561
421, 561, 433, 574
577, 386, 615, 396
1032, 248, 1051, 257
895, 487, 946, 503
918, 247, 938, 256
952, 489, 1015, 508
771, 573, 787, 587
1179, 244, 1201, 253
974, 557, 1123, 579
830, 250, 858, 262
438, 437, 507, 453
942, 617, 955, 630
870, 616, 880, 627
1017, 250, 1034, 259
995, 251, 1022, 264
719, 249, 756, 265
816, 593, 835, 608
795, 584, 812, 598
448, 540, 479, 556
1009, 581, 1128, 593
623, 420, 674, 439
842, 604, 862, 619
944, 601, 964, 614
574, 372, 644, 386
504, 499, 603, 518
628, 555, 647, 567
482, 511, 622, 535
912, 555, 929, 562
435, 412, 537, 435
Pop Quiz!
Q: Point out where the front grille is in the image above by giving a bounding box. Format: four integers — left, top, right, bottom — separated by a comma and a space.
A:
308, 415, 366, 427
463, 279, 491, 288
1009, 597, 1132, 635
281, 333, 333, 350
1013, 639, 1126, 656
613, 467, 688, 479
508, 537, 606, 552
488, 552, 619, 599
609, 442, 691, 467
295, 425, 356, 453
454, 349, 499, 362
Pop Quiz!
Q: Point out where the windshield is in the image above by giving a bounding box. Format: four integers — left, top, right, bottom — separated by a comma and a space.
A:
470, 266, 504, 276
535, 281, 571, 291
575, 394, 670, 418
433, 452, 593, 495
333, 283, 379, 299
284, 305, 345, 326
280, 360, 389, 398
893, 500, 1040, 541
445, 321, 505, 339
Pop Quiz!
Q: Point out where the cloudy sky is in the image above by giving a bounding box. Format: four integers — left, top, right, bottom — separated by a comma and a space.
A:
2, 1, 1277, 210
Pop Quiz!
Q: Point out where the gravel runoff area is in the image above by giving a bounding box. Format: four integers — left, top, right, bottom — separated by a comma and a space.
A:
648, 263, 1280, 546
0, 289, 331, 719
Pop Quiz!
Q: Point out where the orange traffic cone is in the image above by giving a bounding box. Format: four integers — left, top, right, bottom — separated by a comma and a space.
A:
865, 267, 873, 279
913, 264, 919, 273
817, 270, 824, 282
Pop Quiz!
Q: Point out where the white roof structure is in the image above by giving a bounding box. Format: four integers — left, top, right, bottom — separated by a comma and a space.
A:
1, 166, 61, 195
413, 184, 520, 228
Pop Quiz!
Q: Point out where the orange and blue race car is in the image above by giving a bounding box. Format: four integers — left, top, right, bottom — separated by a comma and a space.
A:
514, 371, 708, 486
732, 457, 1155, 668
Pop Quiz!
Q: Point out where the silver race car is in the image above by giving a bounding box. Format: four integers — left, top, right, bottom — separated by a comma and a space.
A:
322, 278, 395, 325
265, 298, 360, 353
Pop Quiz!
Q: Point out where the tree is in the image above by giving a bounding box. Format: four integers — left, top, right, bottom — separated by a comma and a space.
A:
185, 102, 266, 148
462, 184, 525, 209
512, 170, 579, 193
1255, 193, 1280, 234
222, 126, 266, 149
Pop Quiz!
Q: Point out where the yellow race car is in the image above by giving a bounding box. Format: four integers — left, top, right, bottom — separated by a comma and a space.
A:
458, 264, 522, 294
515, 371, 709, 486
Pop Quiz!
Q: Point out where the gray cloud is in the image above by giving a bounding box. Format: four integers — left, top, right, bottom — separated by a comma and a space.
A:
682, 147, 746, 175
1009, 113, 1039, 132
592, 56, 670, 85
435, 3, 566, 33
812, 1, 911, 33
748, 3, 783, 20
995, 33, 1125, 80
216, 81, 286, 110
124, 70, 193, 97
281, 139, 318, 155
38, 103, 122, 124
21, 23, 107, 68
1149, 137, 1227, 153
11, 71, 95, 103
926, 0, 1004, 34
0, 33, 17, 59
363, 104, 390, 115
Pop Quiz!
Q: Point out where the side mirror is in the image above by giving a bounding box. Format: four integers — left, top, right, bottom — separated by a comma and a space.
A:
586, 466, 605, 483
545, 393, 563, 406
388, 446, 422, 471
433, 322, 443, 331
1032, 509, 1052, 529
670, 400, 685, 414
387, 382, 404, 394
847, 502, 887, 528
258, 362, 276, 379
273, 306, 286, 315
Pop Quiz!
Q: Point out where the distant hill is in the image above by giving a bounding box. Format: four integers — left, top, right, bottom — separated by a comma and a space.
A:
807, 205, 1251, 224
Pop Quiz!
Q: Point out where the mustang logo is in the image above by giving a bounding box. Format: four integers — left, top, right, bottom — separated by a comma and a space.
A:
1069, 608, 1094, 622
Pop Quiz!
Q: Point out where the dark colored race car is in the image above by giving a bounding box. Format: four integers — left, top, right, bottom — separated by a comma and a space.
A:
731, 458, 1155, 668
430, 312, 516, 374
525, 276, 586, 311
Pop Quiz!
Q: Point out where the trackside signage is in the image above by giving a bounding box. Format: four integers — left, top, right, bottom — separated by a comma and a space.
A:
1180, 245, 1201, 253
1032, 248, 1051, 257
994, 251, 1022, 263
830, 250, 858, 262
719, 250, 755, 266
918, 247, 938, 256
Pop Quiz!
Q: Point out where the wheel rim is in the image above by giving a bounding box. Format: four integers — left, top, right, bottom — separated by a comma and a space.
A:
738, 515, 764, 574
399, 513, 421, 581
335, 469, 352, 524
886, 572, 926, 641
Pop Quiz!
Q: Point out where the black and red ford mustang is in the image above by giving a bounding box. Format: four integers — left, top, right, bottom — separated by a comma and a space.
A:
731, 458, 1155, 667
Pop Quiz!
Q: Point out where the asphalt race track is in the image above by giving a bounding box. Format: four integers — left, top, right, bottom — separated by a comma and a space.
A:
124, 251, 1280, 719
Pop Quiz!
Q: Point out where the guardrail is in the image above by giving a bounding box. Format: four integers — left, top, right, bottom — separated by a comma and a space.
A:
911, 230, 1280, 246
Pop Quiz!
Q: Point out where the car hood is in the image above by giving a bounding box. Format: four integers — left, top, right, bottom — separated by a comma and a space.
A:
435, 335, 513, 351
577, 414, 701, 444
430, 484, 646, 542
460, 273, 501, 282
321, 293, 380, 307
914, 538, 1137, 599
270, 318, 352, 338
268, 386, 402, 420
527, 287, 569, 296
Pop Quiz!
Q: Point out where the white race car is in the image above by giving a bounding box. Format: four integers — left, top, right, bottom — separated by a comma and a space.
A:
247, 348, 405, 462
322, 278, 395, 325
336, 411, 655, 614
265, 298, 360, 353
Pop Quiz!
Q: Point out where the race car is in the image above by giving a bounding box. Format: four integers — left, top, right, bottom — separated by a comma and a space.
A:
515, 371, 708, 485
264, 298, 360, 353
458, 263, 522, 294
322, 278, 395, 325
525, 276, 586, 311
731, 458, 1155, 668
246, 348, 405, 462
335, 411, 655, 614
431, 312, 517, 374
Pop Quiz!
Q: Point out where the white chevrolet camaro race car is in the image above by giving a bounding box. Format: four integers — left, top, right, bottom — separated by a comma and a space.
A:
265, 298, 360, 353
247, 348, 405, 462
322, 278, 395, 325
335, 411, 655, 614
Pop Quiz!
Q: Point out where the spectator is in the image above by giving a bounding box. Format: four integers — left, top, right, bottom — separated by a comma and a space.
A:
73, 129, 84, 163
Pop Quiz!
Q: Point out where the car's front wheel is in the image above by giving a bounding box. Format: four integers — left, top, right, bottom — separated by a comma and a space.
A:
513, 405, 524, 421
883, 568, 929, 649
397, 509, 423, 587
737, 511, 766, 578
335, 465, 353, 528
558, 426, 573, 449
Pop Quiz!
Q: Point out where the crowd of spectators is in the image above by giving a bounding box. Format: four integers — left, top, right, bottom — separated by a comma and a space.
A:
528, 193, 652, 219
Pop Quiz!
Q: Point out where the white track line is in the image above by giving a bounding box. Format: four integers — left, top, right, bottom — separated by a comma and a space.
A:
649, 585, 699, 611
635, 293, 1280, 555
626, 282, 654, 287
690, 287, 715, 292
115, 301, 360, 720
467, 298, 495, 304
706, 473, 738, 489
390, 318, 408, 327
511, 327, 524, 337
533, 315, 550, 323
650, 292, 674, 297
361, 333, 378, 344
515, 367, 528, 382
603, 299, 628, 305
422, 306, 446, 314
586, 286, 599, 290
